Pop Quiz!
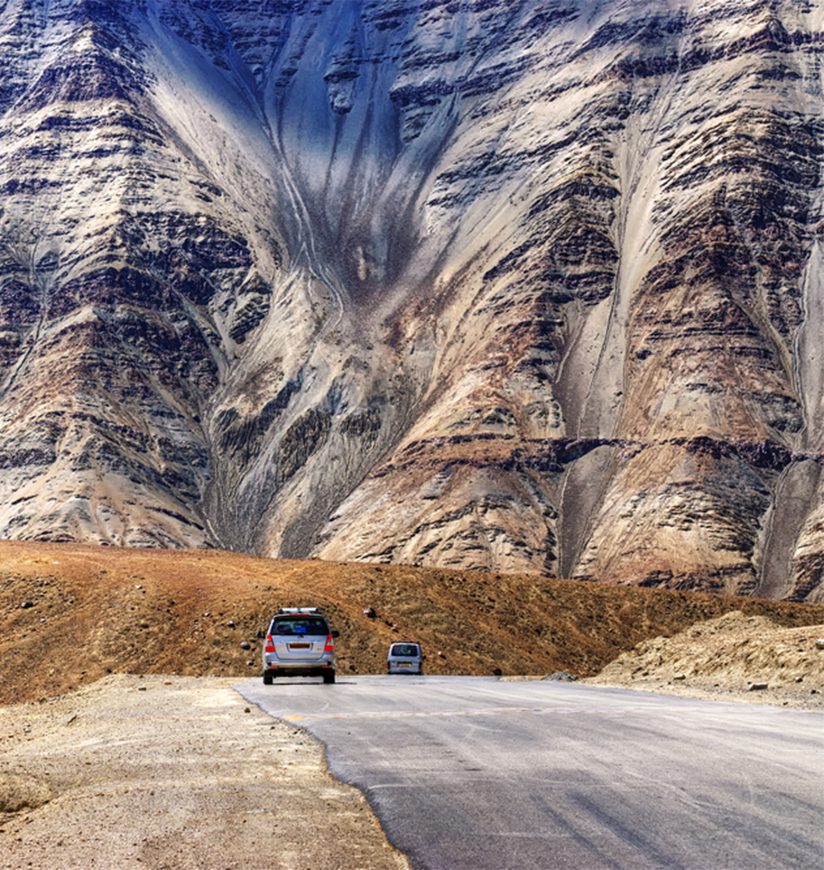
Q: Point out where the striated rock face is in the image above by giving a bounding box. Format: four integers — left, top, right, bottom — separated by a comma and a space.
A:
0, 0, 822, 600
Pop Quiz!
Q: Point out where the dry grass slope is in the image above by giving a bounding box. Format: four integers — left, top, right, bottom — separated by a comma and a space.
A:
2, 542, 823, 705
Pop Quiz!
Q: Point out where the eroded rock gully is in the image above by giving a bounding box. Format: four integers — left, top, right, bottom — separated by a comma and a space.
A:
0, 0, 822, 600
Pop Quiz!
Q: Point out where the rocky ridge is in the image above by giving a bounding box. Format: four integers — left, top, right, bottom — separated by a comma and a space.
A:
0, 0, 822, 599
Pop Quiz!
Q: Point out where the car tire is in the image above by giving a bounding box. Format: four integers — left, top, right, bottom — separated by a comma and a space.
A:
263, 672, 274, 685
322, 671, 336, 684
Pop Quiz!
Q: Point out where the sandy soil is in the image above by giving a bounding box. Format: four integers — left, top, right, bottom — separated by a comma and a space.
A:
0, 675, 408, 870
586, 611, 824, 710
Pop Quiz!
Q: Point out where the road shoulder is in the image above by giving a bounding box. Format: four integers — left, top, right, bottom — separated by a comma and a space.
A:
0, 675, 409, 870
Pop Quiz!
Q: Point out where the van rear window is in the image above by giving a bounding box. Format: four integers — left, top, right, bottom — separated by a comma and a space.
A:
391, 644, 420, 657
272, 618, 328, 636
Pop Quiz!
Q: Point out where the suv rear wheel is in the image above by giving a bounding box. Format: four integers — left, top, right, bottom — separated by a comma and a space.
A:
263, 671, 274, 685
322, 671, 336, 684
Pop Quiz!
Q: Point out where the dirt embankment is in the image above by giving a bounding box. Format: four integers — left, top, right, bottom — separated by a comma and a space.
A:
586, 611, 824, 709
0, 675, 408, 870
2, 541, 823, 705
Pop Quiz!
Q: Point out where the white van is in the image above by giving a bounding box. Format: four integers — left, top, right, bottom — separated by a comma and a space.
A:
387, 641, 424, 675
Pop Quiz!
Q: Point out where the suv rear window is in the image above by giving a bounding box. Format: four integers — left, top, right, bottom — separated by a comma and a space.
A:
271, 617, 328, 636
391, 644, 420, 657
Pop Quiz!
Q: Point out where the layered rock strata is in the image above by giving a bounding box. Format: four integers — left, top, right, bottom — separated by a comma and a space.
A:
0, 0, 822, 600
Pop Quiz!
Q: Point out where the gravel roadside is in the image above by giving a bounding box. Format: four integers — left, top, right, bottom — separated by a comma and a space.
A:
585, 611, 824, 710
0, 675, 409, 870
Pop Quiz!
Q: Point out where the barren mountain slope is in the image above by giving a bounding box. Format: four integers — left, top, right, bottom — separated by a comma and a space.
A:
0, 1, 822, 598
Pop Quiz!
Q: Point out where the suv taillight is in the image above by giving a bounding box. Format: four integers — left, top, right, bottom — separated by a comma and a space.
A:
324, 634, 334, 653
265, 634, 275, 653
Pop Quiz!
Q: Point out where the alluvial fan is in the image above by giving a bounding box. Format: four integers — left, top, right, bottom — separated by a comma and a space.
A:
0, 0, 822, 600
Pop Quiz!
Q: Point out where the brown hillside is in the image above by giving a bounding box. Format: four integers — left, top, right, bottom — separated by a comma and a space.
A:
1, 541, 823, 705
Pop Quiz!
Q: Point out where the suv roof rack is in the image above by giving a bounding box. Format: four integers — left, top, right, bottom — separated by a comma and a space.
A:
276, 607, 322, 614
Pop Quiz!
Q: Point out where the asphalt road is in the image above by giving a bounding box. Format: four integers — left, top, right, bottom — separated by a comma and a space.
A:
237, 676, 824, 870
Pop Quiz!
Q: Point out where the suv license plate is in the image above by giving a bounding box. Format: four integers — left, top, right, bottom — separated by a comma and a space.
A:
289, 643, 310, 649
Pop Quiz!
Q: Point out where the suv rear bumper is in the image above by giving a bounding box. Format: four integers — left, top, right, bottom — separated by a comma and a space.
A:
263, 663, 334, 678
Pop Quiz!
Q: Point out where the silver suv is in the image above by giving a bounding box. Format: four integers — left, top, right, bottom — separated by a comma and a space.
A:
262, 608, 338, 684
